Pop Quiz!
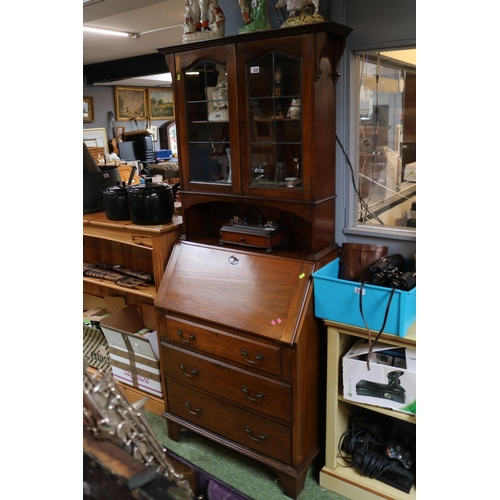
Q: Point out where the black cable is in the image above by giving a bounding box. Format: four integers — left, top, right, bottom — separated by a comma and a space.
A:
340, 429, 394, 479
336, 135, 384, 224
360, 450, 392, 479
359, 283, 397, 369
365, 287, 396, 368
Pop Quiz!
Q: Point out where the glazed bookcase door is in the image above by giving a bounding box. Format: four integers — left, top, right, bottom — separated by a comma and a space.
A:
247, 52, 302, 189
185, 60, 231, 184
237, 37, 308, 200
171, 46, 240, 196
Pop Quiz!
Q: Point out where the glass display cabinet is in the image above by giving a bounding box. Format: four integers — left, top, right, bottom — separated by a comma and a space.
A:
160, 21, 352, 261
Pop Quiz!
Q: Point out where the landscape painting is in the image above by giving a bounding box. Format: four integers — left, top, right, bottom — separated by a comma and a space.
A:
114, 87, 147, 121
148, 89, 174, 120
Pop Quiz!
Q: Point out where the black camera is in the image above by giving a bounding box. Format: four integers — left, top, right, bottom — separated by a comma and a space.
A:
364, 254, 416, 291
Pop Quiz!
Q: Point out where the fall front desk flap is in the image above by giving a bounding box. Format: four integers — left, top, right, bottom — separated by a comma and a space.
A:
155, 241, 315, 345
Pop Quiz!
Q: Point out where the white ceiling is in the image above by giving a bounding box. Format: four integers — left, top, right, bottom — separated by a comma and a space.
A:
83, 0, 186, 86
83, 1, 416, 87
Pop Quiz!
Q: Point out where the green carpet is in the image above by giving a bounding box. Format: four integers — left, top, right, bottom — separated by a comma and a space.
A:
145, 411, 350, 500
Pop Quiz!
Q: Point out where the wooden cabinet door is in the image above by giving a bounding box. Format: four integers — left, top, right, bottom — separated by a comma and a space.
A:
236, 35, 308, 201
170, 45, 241, 196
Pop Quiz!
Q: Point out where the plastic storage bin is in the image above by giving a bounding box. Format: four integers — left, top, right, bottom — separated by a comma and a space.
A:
312, 258, 416, 337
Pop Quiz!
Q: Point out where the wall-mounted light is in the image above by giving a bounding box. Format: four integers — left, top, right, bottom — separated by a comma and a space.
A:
83, 26, 129, 37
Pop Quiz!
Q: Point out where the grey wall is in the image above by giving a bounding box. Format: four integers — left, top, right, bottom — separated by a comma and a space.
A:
344, 0, 416, 51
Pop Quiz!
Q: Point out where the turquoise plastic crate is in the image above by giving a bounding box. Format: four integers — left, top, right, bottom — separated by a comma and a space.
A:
312, 258, 416, 337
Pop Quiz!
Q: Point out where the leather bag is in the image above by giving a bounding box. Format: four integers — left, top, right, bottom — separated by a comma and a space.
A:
339, 243, 389, 282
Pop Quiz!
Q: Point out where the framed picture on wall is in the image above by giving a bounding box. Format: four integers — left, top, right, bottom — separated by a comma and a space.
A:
148, 89, 174, 120
150, 125, 158, 142
116, 126, 126, 142
114, 86, 147, 121
83, 128, 109, 155
83, 96, 94, 123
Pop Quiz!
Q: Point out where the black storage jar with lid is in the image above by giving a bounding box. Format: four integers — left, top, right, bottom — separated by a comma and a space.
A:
127, 180, 174, 225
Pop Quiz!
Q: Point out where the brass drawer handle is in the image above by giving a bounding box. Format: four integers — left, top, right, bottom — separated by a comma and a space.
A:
179, 364, 198, 378
185, 402, 202, 415
241, 349, 263, 365
242, 386, 264, 402
245, 427, 267, 442
177, 329, 195, 343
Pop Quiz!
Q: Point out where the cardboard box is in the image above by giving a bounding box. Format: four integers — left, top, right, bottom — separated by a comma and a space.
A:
312, 258, 416, 337
83, 293, 128, 316
343, 339, 416, 415
83, 295, 128, 372
99, 306, 162, 398
83, 324, 112, 373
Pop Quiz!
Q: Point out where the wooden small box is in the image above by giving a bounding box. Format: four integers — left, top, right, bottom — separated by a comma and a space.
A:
219, 209, 287, 253
219, 224, 287, 252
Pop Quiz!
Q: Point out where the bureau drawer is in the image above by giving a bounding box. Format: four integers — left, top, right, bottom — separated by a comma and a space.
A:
219, 227, 287, 252
167, 379, 292, 464
164, 316, 283, 376
162, 343, 292, 422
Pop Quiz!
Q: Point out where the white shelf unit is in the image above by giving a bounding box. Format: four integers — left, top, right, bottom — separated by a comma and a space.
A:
319, 321, 416, 500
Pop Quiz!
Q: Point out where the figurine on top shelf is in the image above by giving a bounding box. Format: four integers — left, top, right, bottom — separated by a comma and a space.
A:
207, 64, 229, 121
183, 0, 225, 43
237, 0, 270, 33
275, 0, 323, 27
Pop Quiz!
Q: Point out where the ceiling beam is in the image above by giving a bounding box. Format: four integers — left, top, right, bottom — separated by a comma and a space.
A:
84, 53, 168, 85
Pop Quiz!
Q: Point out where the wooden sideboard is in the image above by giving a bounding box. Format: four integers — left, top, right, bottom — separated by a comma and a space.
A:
83, 211, 183, 414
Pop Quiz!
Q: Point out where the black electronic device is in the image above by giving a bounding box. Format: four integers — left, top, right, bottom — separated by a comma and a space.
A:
340, 427, 416, 494
117, 141, 139, 161
121, 135, 155, 164
354, 448, 415, 494
356, 370, 406, 403
348, 413, 393, 438
385, 438, 413, 469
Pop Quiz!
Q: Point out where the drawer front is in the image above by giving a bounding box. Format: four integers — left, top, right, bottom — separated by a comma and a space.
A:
165, 316, 283, 376
219, 229, 287, 251
167, 379, 292, 464
162, 343, 292, 422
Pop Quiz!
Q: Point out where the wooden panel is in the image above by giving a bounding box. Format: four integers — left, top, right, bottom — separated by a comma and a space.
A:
162, 343, 292, 422
163, 315, 283, 376
166, 380, 291, 464
219, 227, 288, 252
83, 236, 154, 274
156, 241, 315, 344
